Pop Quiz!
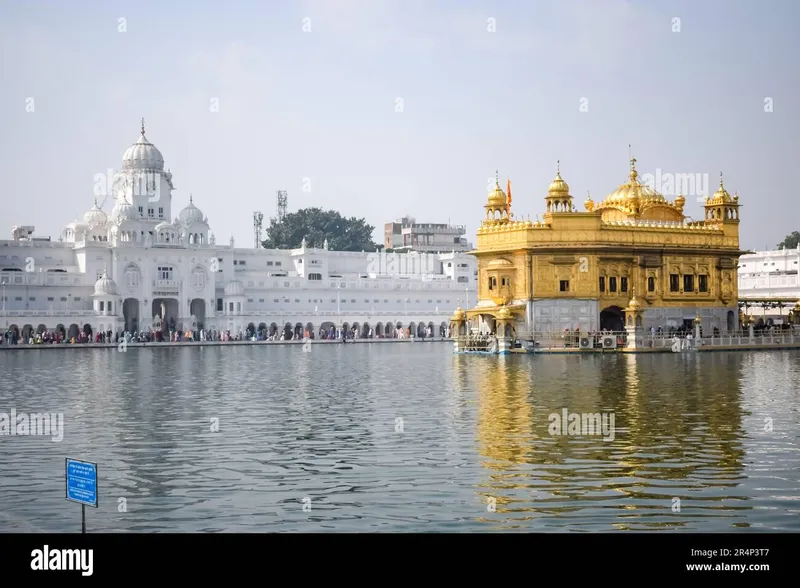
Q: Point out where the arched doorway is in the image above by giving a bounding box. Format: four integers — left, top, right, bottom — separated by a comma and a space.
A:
269, 322, 278, 337
68, 324, 79, 339
258, 322, 267, 338
123, 298, 139, 332
305, 322, 314, 338
190, 298, 206, 330
283, 322, 293, 339
375, 322, 384, 337
246, 322, 256, 337
727, 310, 735, 332
152, 298, 178, 333
83, 324, 93, 336
600, 306, 624, 331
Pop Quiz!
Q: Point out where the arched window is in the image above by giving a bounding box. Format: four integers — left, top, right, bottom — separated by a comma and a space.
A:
124, 264, 141, 287
647, 276, 655, 292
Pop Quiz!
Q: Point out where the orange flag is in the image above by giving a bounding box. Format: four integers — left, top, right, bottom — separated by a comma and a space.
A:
507, 178, 512, 206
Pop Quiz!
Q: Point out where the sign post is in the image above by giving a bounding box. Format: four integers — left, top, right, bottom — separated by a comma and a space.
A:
65, 458, 98, 533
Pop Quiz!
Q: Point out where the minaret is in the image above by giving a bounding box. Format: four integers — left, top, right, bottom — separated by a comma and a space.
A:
483, 170, 510, 224
545, 160, 573, 214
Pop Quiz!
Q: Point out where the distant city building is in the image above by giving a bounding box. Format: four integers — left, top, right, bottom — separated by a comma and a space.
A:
384, 216, 473, 253
738, 246, 800, 320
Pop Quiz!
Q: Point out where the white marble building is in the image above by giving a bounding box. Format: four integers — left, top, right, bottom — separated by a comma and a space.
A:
1, 122, 476, 340
738, 245, 800, 318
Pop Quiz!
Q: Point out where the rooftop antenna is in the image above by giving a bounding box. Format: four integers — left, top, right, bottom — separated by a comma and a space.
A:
253, 211, 264, 248
276, 190, 288, 223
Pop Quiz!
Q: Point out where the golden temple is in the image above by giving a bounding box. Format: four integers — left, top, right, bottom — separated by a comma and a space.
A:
451, 156, 749, 350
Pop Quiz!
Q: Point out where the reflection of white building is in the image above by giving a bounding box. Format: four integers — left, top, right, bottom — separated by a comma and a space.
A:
738, 246, 800, 318
0, 122, 476, 341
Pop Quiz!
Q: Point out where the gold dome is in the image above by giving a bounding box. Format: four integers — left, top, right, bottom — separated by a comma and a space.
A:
602, 157, 667, 206
675, 194, 686, 210
497, 306, 512, 319
486, 175, 508, 208
707, 172, 732, 205
585, 191, 595, 212
546, 161, 570, 194
451, 307, 466, 321
625, 288, 643, 311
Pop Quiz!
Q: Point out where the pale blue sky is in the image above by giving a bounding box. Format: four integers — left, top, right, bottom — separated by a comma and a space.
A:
1, 0, 798, 250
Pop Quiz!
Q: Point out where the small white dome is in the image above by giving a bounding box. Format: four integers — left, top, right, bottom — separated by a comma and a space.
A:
155, 220, 173, 232
178, 195, 206, 226
94, 271, 118, 296
224, 279, 245, 296
111, 196, 137, 223
122, 120, 164, 171
83, 198, 108, 227
66, 219, 88, 230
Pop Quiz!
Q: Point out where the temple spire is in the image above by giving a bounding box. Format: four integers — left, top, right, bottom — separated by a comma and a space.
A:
719, 171, 724, 188
141, 118, 146, 136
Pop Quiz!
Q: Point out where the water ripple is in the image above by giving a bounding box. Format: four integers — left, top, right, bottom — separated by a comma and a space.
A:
1, 346, 799, 531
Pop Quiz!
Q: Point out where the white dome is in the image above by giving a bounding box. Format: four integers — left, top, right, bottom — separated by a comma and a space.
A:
155, 220, 173, 232
83, 198, 108, 227
94, 271, 118, 296
121, 120, 164, 171
66, 219, 88, 230
224, 279, 245, 296
178, 195, 206, 226
111, 196, 137, 223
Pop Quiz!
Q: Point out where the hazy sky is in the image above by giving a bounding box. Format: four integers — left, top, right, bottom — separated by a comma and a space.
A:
1, 0, 798, 251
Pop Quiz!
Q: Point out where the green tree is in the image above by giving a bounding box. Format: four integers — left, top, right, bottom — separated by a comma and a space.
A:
777, 231, 800, 249
262, 207, 379, 251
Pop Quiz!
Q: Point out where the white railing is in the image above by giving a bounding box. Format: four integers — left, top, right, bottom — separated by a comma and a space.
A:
152, 279, 180, 289
451, 328, 800, 351
0, 310, 94, 317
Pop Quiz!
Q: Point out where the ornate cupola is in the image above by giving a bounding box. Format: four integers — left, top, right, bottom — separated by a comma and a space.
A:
484, 170, 510, 224
545, 161, 573, 213
704, 172, 740, 224
584, 191, 595, 212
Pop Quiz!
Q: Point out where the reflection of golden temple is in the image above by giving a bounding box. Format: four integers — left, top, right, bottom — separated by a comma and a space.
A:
460, 158, 748, 347
469, 353, 747, 528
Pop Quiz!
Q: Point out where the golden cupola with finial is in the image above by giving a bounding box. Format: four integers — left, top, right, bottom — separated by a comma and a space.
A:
594, 153, 685, 223
545, 160, 574, 213
584, 191, 595, 212
484, 170, 510, 225
704, 172, 740, 224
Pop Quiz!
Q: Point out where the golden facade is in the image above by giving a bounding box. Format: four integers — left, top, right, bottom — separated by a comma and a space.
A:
462, 158, 746, 335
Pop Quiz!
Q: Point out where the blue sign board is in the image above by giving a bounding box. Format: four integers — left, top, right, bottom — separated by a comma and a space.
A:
65, 458, 98, 508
